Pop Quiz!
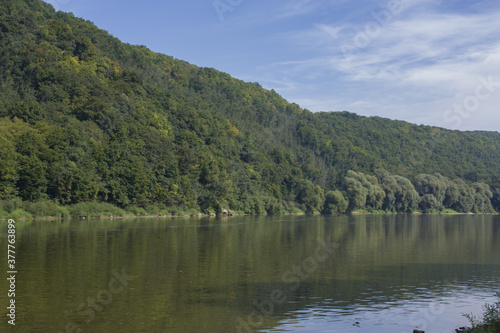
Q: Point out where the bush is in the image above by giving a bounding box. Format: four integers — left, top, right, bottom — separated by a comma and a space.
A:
126, 206, 148, 216
323, 190, 349, 214
168, 206, 201, 216
263, 196, 283, 215
68, 202, 126, 218
0, 198, 24, 213
7, 209, 33, 219
282, 201, 305, 214
24, 201, 70, 218
236, 196, 266, 215
463, 293, 500, 332
1, 199, 71, 219
144, 204, 162, 216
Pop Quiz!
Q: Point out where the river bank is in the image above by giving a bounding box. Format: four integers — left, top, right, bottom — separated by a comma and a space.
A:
1, 202, 495, 221
0, 199, 309, 221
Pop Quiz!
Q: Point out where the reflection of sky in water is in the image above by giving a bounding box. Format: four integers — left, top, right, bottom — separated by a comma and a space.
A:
264, 281, 500, 333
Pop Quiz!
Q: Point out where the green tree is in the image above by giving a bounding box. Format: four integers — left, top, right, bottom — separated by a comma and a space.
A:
492, 188, 500, 213
296, 179, 324, 213
322, 190, 348, 214
344, 170, 385, 211
419, 194, 440, 212
16, 155, 47, 201
0, 136, 18, 198
414, 174, 448, 211
375, 169, 398, 211
1, 0, 500, 215
452, 179, 475, 213
394, 175, 420, 212
344, 171, 369, 211
472, 182, 495, 213
365, 174, 385, 210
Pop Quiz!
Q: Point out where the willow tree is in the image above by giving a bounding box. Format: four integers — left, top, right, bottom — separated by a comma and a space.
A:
322, 190, 348, 214
344, 170, 385, 211
375, 169, 419, 213
393, 175, 420, 212
472, 182, 495, 213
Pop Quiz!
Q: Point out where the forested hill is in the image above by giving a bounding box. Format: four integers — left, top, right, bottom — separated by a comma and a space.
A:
1, 0, 499, 215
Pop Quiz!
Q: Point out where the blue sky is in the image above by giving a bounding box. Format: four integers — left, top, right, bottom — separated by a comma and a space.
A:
42, 0, 500, 131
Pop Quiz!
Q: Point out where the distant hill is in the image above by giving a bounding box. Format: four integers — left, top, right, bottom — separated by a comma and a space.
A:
0, 0, 499, 214
471, 131, 500, 142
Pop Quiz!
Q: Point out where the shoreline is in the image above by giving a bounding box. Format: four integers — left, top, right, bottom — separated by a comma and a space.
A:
1, 210, 496, 221
0, 211, 305, 221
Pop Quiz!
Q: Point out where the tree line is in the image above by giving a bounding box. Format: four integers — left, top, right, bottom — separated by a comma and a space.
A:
322, 170, 498, 214
0, 0, 499, 216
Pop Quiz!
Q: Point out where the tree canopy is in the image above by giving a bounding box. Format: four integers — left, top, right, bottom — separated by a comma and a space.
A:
0, 0, 499, 215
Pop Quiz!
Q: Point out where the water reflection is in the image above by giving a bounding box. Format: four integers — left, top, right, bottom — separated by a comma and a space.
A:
0, 214, 498, 332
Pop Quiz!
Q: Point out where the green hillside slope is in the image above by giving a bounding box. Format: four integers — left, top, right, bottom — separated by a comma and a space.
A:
0, 0, 499, 216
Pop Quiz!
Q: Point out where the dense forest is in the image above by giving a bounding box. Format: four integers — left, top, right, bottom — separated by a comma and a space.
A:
0, 0, 499, 218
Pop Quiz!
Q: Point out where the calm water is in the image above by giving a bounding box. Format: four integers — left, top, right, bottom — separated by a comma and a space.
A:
1, 214, 499, 333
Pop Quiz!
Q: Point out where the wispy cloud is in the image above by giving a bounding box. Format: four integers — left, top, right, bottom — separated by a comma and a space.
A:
275, 0, 317, 19
258, 2, 500, 130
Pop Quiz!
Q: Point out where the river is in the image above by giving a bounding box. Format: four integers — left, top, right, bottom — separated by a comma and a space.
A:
1, 214, 499, 332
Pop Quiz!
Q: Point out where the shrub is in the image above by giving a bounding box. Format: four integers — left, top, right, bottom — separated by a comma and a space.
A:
0, 198, 24, 213
464, 293, 500, 332
126, 206, 148, 216
68, 202, 126, 218
8, 209, 33, 219
24, 201, 70, 218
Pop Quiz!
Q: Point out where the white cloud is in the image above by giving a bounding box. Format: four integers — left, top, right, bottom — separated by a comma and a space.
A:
260, 3, 500, 130
275, 0, 317, 19
314, 24, 344, 40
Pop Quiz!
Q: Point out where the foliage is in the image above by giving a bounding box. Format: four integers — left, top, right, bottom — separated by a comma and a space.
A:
66, 202, 125, 218
0, 0, 499, 216
322, 190, 348, 214
463, 293, 500, 333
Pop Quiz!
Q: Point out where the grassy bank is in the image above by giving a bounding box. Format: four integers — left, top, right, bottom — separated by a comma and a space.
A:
349, 208, 488, 215
0, 199, 310, 220
1, 199, 496, 221
0, 199, 203, 220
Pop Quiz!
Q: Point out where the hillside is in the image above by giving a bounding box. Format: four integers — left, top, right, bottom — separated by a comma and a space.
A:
0, 0, 499, 216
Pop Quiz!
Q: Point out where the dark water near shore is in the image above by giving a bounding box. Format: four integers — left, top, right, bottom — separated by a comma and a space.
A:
0, 214, 499, 333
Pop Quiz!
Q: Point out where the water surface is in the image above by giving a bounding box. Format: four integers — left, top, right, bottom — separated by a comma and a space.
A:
0, 214, 499, 332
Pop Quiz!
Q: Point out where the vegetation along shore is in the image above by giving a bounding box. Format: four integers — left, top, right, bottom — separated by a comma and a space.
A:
1, 0, 499, 218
